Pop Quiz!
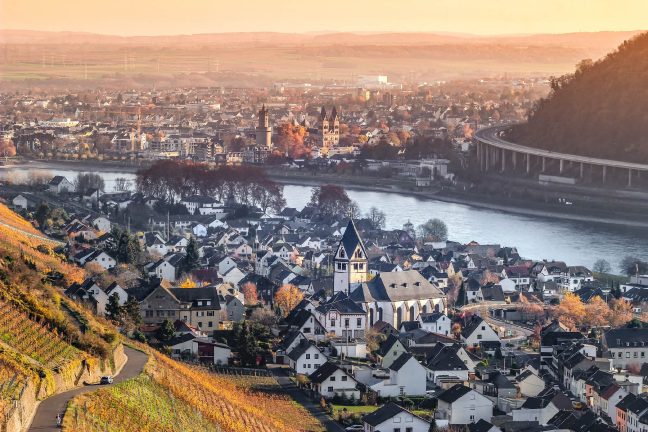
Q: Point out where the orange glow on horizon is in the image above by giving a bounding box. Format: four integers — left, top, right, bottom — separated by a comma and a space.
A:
1, 0, 647, 37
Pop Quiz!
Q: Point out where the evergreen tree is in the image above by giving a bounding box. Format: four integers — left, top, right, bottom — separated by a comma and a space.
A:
183, 236, 199, 273
157, 319, 175, 344
123, 296, 142, 327
455, 282, 467, 307
237, 322, 259, 367
105, 293, 122, 321
34, 204, 51, 228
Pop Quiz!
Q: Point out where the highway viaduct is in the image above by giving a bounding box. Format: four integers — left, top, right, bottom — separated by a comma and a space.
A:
474, 126, 648, 188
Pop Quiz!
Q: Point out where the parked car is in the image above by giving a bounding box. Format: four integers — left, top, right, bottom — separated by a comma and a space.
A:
100, 376, 114, 385
345, 426, 363, 432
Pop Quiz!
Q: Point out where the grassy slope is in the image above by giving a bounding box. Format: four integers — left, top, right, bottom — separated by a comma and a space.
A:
65, 347, 324, 432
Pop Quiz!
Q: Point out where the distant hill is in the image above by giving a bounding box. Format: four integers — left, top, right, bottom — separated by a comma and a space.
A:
0, 29, 644, 89
507, 32, 648, 163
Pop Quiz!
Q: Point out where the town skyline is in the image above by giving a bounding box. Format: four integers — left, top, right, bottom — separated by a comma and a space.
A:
2, 0, 648, 36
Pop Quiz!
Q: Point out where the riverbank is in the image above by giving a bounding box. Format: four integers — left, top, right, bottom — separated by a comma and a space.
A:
5, 159, 648, 229
267, 170, 648, 229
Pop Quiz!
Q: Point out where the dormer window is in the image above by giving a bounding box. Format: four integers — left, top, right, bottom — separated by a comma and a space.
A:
340, 249, 345, 258
197, 301, 203, 306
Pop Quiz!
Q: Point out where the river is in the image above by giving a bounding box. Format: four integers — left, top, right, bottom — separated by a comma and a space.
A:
2, 163, 646, 272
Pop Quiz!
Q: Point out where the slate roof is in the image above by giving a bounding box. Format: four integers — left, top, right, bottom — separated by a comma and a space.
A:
287, 339, 317, 361
362, 402, 420, 427
420, 312, 445, 323
350, 270, 444, 302
308, 362, 351, 384
315, 291, 365, 315
377, 334, 402, 357
338, 219, 366, 259
390, 353, 414, 371
468, 419, 497, 432
168, 287, 221, 310
604, 328, 648, 348
436, 384, 472, 403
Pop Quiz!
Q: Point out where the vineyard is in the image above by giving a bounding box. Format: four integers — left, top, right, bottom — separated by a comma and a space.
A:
65, 348, 324, 432
0, 299, 79, 369
64, 374, 219, 432
0, 358, 29, 420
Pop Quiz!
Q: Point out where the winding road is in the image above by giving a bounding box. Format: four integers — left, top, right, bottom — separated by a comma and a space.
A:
28, 346, 148, 431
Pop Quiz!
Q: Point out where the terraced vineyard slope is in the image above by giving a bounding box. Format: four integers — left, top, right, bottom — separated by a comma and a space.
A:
65, 348, 324, 432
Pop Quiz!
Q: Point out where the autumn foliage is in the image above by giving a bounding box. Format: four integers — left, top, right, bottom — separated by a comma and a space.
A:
274, 284, 304, 317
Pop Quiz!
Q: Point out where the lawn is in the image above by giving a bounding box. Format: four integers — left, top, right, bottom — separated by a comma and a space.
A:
332, 404, 378, 416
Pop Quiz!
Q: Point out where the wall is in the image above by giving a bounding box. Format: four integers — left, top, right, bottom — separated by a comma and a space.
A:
3, 344, 127, 432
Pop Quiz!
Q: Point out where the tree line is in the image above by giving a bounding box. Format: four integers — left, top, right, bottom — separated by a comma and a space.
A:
136, 161, 286, 213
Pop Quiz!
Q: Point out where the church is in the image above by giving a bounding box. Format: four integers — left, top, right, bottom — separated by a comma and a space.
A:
334, 220, 447, 329
319, 106, 340, 148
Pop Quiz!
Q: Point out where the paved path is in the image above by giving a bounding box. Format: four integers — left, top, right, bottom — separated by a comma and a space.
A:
28, 346, 148, 431
269, 365, 345, 432
0, 220, 65, 247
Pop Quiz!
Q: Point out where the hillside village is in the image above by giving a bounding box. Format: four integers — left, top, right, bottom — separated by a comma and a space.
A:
3, 175, 648, 432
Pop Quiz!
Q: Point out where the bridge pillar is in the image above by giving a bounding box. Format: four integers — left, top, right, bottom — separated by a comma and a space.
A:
542, 157, 546, 173
501, 149, 506, 172
485, 145, 490, 170
628, 169, 633, 187
526, 154, 530, 174
580, 162, 584, 179
602, 166, 607, 184
559, 159, 564, 174
512, 151, 517, 170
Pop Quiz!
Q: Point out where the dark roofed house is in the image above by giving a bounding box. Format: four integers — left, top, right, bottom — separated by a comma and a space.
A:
362, 402, 430, 431
308, 362, 359, 399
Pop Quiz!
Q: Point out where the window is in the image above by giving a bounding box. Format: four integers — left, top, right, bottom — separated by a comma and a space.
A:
341, 376, 347, 382
399, 387, 405, 396
357, 318, 362, 327
634, 352, 638, 358
198, 322, 202, 327
618, 352, 622, 358
345, 318, 350, 327
315, 354, 319, 359
481, 326, 486, 330
342, 264, 347, 271
626, 352, 631, 358
393, 429, 400, 432
477, 334, 482, 340
208, 321, 213, 328
306, 354, 311, 360
331, 320, 336, 327
353, 264, 358, 271
330, 376, 336, 382
406, 428, 413, 432
303, 364, 306, 368
470, 415, 475, 423
328, 386, 334, 392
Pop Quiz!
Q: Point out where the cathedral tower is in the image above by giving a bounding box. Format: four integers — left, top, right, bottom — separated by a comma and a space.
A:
256, 104, 272, 148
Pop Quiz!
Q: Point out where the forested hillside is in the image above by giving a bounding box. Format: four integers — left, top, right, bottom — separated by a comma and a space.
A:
508, 32, 648, 163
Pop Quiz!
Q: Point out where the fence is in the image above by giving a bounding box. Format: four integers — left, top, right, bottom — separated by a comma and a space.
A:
205, 365, 272, 377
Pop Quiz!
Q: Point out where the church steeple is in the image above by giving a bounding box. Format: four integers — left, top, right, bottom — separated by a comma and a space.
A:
334, 220, 368, 294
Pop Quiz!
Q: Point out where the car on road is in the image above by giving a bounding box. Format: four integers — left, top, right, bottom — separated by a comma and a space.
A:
345, 426, 363, 431
99, 376, 114, 385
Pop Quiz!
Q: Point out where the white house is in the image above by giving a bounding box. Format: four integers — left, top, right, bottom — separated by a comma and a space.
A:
515, 370, 546, 397
436, 384, 493, 425
287, 340, 326, 376
48, 175, 75, 194
83, 250, 117, 270
461, 316, 501, 349
363, 402, 430, 432
105, 282, 128, 306
309, 362, 359, 399
147, 254, 183, 282
419, 312, 451, 336
512, 397, 559, 425
358, 353, 427, 397
314, 291, 366, 339
376, 334, 408, 368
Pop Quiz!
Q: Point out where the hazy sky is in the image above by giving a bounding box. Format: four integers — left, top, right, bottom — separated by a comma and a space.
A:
1, 0, 647, 36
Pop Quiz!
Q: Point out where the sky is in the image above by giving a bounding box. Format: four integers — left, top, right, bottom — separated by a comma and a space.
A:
1, 0, 647, 36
